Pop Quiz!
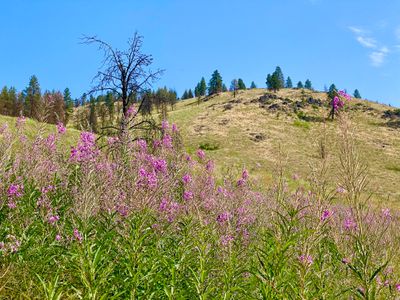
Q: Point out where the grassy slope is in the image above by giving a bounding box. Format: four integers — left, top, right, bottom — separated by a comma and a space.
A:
0, 114, 81, 147
167, 88, 400, 205
1, 90, 399, 205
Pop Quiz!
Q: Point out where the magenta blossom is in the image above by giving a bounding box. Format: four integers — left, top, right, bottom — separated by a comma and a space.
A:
320, 209, 333, 222
73, 228, 83, 242
299, 254, 313, 266
182, 174, 192, 184
183, 190, 194, 201
48, 215, 60, 225
7, 184, 23, 198
197, 149, 206, 160
217, 212, 231, 224
56, 122, 66, 135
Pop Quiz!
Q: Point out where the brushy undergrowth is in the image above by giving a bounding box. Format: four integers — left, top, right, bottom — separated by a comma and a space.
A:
0, 114, 400, 299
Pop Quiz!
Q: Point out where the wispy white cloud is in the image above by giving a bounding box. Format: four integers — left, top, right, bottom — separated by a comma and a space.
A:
349, 25, 389, 67
369, 47, 389, 67
356, 36, 377, 48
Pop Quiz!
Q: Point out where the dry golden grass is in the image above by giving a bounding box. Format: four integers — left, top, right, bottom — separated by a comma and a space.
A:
167, 88, 400, 205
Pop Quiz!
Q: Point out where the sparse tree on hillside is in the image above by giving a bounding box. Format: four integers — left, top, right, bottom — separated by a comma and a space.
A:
63, 88, 74, 124
274, 66, 285, 89
141, 90, 153, 115
353, 89, 361, 99
208, 70, 223, 95
89, 96, 98, 132
328, 84, 337, 100
237, 78, 246, 90
187, 89, 194, 99
182, 90, 188, 100
304, 79, 312, 90
297, 81, 304, 89
230, 79, 238, 97
199, 77, 207, 96
222, 83, 227, 92
286, 77, 293, 88
83, 32, 163, 135
250, 81, 257, 89
24, 75, 42, 119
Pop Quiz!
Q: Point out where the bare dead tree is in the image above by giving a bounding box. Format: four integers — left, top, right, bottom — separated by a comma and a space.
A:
82, 32, 164, 135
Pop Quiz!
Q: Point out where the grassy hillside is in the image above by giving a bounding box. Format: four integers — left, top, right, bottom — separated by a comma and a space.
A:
167, 88, 400, 205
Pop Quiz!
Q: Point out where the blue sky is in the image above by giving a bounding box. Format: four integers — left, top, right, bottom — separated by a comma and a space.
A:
1, 0, 400, 105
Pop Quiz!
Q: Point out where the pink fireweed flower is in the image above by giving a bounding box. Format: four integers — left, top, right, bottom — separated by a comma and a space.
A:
344, 218, 357, 230
196, 149, 206, 160
0, 123, 8, 134
342, 257, 350, 264
217, 212, 231, 224
382, 208, 391, 219
107, 136, 119, 146
298, 254, 313, 266
161, 120, 169, 130
320, 209, 333, 222
162, 134, 173, 148
126, 105, 137, 118
55, 234, 62, 241
153, 159, 168, 174
338, 90, 352, 101
220, 235, 234, 246
41, 185, 55, 194
292, 173, 300, 180
45, 134, 56, 151
336, 186, 346, 194
242, 169, 249, 180
183, 190, 194, 201
395, 283, 400, 292
48, 215, 60, 225
7, 201, 16, 209
172, 123, 178, 133
73, 228, 83, 242
182, 174, 192, 184
56, 122, 66, 135
7, 184, 23, 198
16, 116, 26, 129
137, 139, 147, 151
205, 160, 214, 172
70, 132, 99, 162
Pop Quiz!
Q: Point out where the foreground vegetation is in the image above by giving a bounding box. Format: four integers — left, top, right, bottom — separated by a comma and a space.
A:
0, 112, 399, 299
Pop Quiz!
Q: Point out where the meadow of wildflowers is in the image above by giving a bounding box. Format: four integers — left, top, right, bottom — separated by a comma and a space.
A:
0, 111, 399, 299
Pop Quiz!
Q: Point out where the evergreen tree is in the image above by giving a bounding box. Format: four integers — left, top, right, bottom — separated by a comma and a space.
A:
304, 79, 312, 90
0, 86, 9, 115
63, 88, 74, 124
141, 90, 153, 115
105, 92, 114, 122
353, 89, 361, 99
168, 89, 178, 110
266, 74, 272, 89
188, 89, 194, 98
250, 81, 257, 89
208, 70, 223, 95
199, 77, 207, 96
222, 84, 227, 92
237, 78, 246, 90
286, 77, 293, 88
89, 96, 98, 132
8, 87, 17, 116
297, 81, 304, 89
274, 66, 285, 88
328, 84, 337, 99
194, 83, 200, 97
182, 90, 188, 100
24, 75, 42, 119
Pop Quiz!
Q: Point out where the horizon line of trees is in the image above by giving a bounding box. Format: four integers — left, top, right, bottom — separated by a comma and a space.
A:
0, 71, 364, 129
